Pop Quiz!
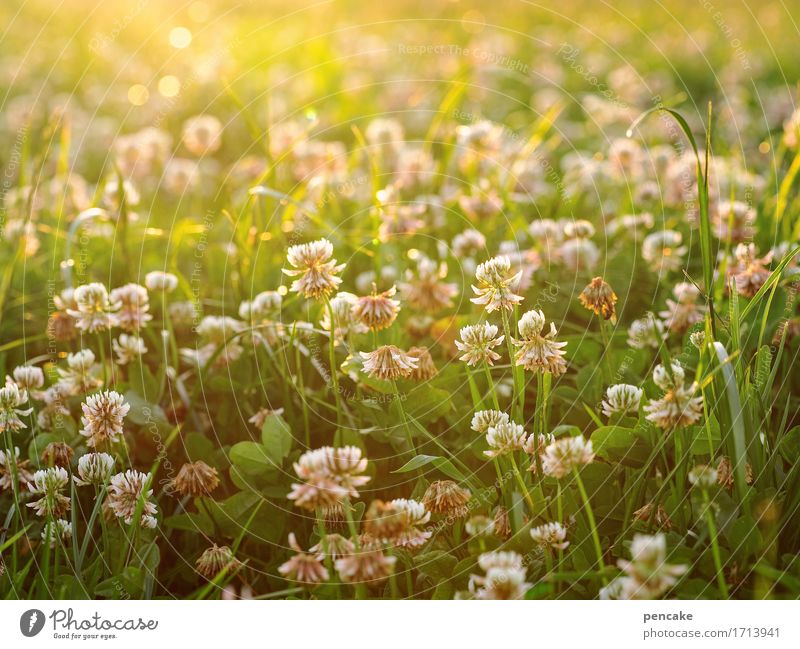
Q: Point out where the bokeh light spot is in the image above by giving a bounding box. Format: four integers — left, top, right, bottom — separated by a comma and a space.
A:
127, 84, 149, 106
169, 26, 193, 48
158, 75, 181, 97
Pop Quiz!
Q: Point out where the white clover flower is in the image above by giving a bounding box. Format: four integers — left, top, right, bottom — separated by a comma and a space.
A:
68, 282, 119, 333
319, 291, 366, 340
513, 310, 567, 376
470, 255, 523, 313
603, 533, 687, 600
240, 290, 282, 323
484, 421, 528, 458
659, 282, 705, 333
41, 519, 73, 548
182, 114, 223, 156
689, 331, 706, 350
557, 237, 600, 270
688, 464, 718, 489
454, 323, 505, 366
470, 410, 510, 433
144, 271, 178, 293
642, 230, 687, 273
110, 283, 152, 332
74, 452, 116, 486
530, 521, 570, 551
627, 314, 666, 349
469, 551, 531, 600
652, 361, 685, 390
26, 467, 70, 517
452, 228, 486, 257
0, 382, 32, 434
540, 435, 595, 479
79, 390, 130, 448
645, 362, 703, 430
11, 365, 44, 391
112, 334, 147, 365
352, 285, 400, 331
283, 238, 345, 300
58, 349, 102, 395
563, 219, 595, 239
601, 384, 643, 418
106, 470, 158, 527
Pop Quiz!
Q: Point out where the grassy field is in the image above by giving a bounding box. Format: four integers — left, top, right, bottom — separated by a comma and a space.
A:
0, 0, 799, 600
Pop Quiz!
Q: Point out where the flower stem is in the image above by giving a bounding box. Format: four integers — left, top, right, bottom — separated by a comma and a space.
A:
572, 468, 608, 586
509, 453, 536, 515
392, 380, 416, 458
322, 297, 343, 441
501, 310, 522, 421
483, 362, 500, 410
702, 489, 730, 597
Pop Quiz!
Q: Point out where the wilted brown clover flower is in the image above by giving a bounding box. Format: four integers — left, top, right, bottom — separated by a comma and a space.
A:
196, 544, 241, 579
41, 442, 74, 469
407, 346, 437, 381
283, 238, 345, 299
352, 284, 400, 330
422, 480, 471, 518
579, 276, 617, 323
0, 447, 33, 492
360, 345, 418, 381
633, 503, 673, 530
172, 461, 220, 497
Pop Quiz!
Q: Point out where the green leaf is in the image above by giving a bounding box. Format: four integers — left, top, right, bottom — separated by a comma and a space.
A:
123, 390, 167, 426
95, 567, 144, 598
590, 426, 651, 467
414, 550, 458, 582
229, 441, 278, 475
392, 454, 466, 482
128, 359, 159, 402
185, 431, 215, 462
779, 426, 800, 464
403, 386, 453, 423
260, 413, 294, 465
726, 516, 762, 561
